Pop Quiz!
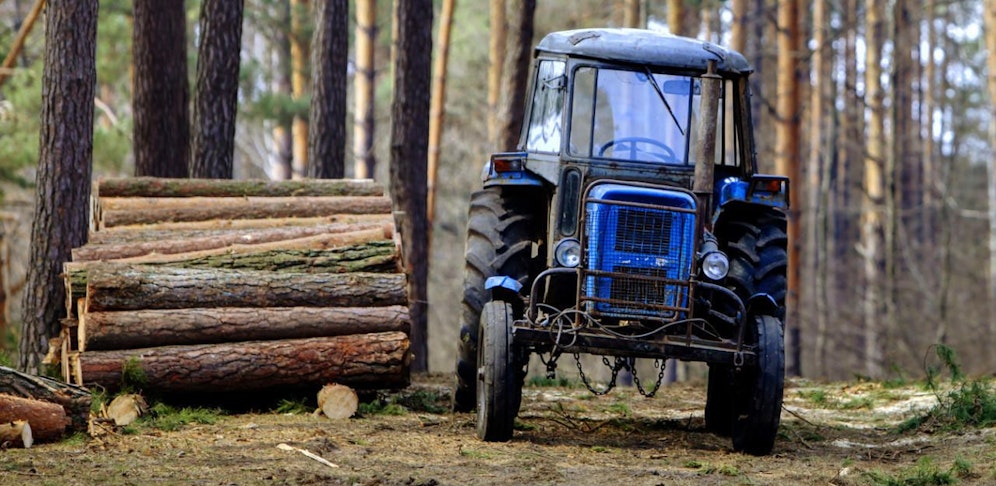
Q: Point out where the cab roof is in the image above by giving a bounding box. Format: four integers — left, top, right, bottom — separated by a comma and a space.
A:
535, 28, 752, 76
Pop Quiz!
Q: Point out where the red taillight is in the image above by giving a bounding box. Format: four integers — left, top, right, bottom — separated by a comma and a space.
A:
492, 156, 524, 173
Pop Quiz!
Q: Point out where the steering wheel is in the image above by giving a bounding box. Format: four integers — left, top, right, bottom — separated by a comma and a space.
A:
598, 137, 679, 163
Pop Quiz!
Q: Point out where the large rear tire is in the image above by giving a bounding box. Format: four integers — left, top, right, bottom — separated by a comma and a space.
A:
731, 314, 785, 455
476, 300, 522, 441
453, 188, 536, 412
719, 210, 788, 318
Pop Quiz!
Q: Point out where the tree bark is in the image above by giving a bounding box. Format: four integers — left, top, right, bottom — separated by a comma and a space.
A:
272, 0, 294, 180
0, 394, 68, 442
985, 0, 996, 363
862, 0, 886, 377
74, 222, 392, 261
486, 0, 506, 150
290, 0, 310, 177
97, 178, 383, 198
85, 266, 407, 311
667, 0, 683, 35
190, 0, 244, 179
353, 0, 377, 179
390, 0, 433, 372
98, 196, 393, 228
96, 214, 392, 233
77, 332, 410, 393
80, 305, 410, 351
133, 0, 189, 178
495, 0, 534, 151
307, 0, 348, 179
427, 0, 455, 224
0, 365, 91, 433
19, 0, 98, 373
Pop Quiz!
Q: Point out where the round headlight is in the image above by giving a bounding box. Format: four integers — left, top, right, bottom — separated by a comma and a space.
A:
702, 251, 729, 280
554, 238, 581, 268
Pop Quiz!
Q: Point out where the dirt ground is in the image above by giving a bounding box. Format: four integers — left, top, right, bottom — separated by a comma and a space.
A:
1, 374, 994, 486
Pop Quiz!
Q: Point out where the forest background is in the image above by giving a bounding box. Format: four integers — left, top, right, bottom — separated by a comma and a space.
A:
1, 0, 995, 382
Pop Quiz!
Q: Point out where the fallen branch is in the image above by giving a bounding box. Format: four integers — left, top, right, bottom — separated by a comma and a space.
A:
276, 443, 339, 468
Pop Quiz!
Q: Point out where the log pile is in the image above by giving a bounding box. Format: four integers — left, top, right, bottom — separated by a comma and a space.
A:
61, 178, 411, 394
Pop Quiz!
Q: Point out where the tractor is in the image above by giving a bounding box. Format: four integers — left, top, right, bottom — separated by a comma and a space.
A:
453, 28, 789, 455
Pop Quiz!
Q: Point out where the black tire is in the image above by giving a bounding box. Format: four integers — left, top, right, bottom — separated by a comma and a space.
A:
731, 314, 785, 455
720, 211, 788, 318
704, 364, 734, 436
453, 188, 535, 412
476, 300, 522, 441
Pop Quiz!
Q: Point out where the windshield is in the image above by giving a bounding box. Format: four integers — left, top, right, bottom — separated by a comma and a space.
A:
569, 66, 705, 165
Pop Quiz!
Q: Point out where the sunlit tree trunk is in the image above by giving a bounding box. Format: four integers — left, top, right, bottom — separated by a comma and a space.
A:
486, 0, 506, 151
495, 0, 534, 151
622, 0, 640, 28
984, 0, 996, 363
667, 0, 682, 35
290, 0, 310, 178
428, 0, 455, 224
862, 0, 886, 377
307, 0, 347, 179
390, 0, 432, 372
353, 0, 377, 179
273, 0, 294, 180
19, 0, 97, 373
808, 0, 831, 376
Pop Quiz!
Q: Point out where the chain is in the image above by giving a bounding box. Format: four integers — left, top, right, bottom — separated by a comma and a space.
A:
630, 358, 667, 398
574, 353, 625, 395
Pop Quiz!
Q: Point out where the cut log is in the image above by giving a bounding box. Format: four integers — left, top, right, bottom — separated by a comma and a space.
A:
66, 241, 400, 309
97, 177, 383, 198
0, 420, 32, 448
85, 266, 407, 311
74, 221, 392, 261
78, 332, 410, 393
0, 366, 91, 433
316, 383, 358, 419
80, 305, 410, 351
104, 393, 147, 426
0, 394, 70, 442
99, 196, 392, 228
93, 214, 392, 234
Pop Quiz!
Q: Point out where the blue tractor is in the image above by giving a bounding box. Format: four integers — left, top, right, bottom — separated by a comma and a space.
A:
453, 28, 789, 455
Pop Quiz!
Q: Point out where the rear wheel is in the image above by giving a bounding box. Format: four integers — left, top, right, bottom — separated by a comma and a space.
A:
731, 314, 784, 455
476, 300, 522, 441
454, 188, 536, 412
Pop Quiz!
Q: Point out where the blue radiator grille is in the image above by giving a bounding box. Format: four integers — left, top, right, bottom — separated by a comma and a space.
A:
582, 184, 696, 319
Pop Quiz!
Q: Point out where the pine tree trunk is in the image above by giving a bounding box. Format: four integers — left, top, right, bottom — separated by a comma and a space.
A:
862, 0, 886, 377
290, 0, 310, 178
495, 0, 534, 152
96, 178, 383, 198
390, 0, 433, 372
487, 0, 506, 150
809, 0, 831, 376
353, 0, 377, 179
273, 0, 294, 180
190, 0, 244, 179
307, 0, 348, 179
0, 394, 69, 442
985, 0, 996, 364
428, 0, 455, 224
79, 306, 409, 351
18, 0, 98, 373
0, 365, 91, 434
133, 0, 189, 178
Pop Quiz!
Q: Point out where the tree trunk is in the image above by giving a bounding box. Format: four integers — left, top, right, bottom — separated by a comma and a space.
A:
808, 0, 831, 376
0, 394, 69, 442
0, 365, 91, 433
307, 0, 348, 179
494, 0, 534, 151
97, 177, 383, 198
189, 0, 244, 179
18, 0, 98, 373
667, 0, 682, 35
273, 0, 294, 180
77, 332, 410, 393
862, 0, 886, 377
428, 0, 456, 225
622, 0, 640, 28
985, 0, 996, 362
0, 420, 31, 448
353, 0, 377, 179
487, 0, 506, 150
74, 222, 391, 261
290, 0, 310, 178
98, 196, 393, 228
85, 266, 407, 311
390, 0, 432, 372
88, 215, 393, 244
96, 214, 392, 233
0, 0, 44, 88
133, 0, 189, 178
79, 305, 409, 351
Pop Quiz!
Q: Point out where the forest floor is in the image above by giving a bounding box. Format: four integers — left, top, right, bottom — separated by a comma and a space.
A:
1, 373, 994, 486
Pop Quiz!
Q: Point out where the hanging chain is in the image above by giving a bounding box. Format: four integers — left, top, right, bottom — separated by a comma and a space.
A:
574, 353, 625, 396
630, 358, 667, 398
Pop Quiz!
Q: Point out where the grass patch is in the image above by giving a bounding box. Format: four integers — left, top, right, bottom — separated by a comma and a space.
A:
863, 456, 972, 486
120, 357, 148, 393
604, 401, 631, 417
393, 389, 448, 414
141, 402, 223, 432
357, 401, 406, 416
526, 375, 577, 388
273, 398, 311, 415
798, 389, 829, 406
899, 345, 996, 433
459, 448, 492, 459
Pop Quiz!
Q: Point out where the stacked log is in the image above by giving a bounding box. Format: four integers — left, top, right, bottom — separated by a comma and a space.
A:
63, 178, 410, 394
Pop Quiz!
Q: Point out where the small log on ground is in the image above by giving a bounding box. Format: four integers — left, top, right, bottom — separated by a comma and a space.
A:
85, 266, 407, 312
78, 332, 410, 393
99, 196, 392, 228
316, 383, 358, 419
97, 177, 383, 198
0, 420, 32, 448
0, 366, 91, 433
80, 305, 410, 351
66, 241, 400, 308
93, 214, 392, 234
75, 222, 392, 261
0, 394, 70, 442
104, 394, 147, 426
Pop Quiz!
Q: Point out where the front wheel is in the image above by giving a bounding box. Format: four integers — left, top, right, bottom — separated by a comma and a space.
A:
731, 314, 785, 455
476, 300, 523, 442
